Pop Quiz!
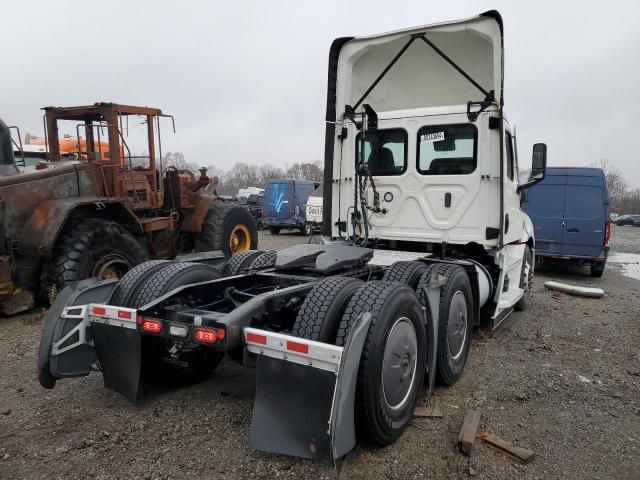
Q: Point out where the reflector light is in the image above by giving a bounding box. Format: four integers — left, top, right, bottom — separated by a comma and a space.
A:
246, 332, 267, 345
169, 325, 188, 338
216, 329, 226, 340
142, 320, 162, 334
286, 340, 309, 354
92, 306, 106, 316
194, 328, 217, 344
118, 310, 132, 320
604, 220, 611, 246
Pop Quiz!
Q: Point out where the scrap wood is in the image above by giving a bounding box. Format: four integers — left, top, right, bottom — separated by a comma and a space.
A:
544, 280, 604, 299
480, 433, 535, 464
413, 406, 443, 418
457, 410, 481, 455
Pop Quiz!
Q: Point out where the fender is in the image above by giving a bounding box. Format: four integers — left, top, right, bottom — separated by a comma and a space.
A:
18, 197, 142, 257
180, 194, 216, 233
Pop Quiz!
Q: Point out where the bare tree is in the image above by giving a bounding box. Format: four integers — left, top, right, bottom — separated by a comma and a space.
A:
286, 161, 323, 182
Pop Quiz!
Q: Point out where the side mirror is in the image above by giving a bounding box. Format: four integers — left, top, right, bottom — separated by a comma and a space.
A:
531, 143, 547, 180
518, 143, 548, 192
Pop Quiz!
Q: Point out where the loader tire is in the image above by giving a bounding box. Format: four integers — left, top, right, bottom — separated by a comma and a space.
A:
515, 246, 533, 311
382, 261, 432, 290
291, 276, 364, 342
128, 262, 224, 384
335, 281, 427, 446
41, 219, 148, 305
245, 250, 277, 270
223, 250, 264, 276
429, 264, 473, 386
195, 204, 258, 257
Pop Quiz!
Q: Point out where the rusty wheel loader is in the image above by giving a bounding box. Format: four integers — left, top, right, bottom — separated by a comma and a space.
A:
0, 103, 257, 315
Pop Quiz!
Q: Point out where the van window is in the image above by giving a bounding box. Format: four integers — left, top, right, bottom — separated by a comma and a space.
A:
355, 129, 407, 176
505, 132, 514, 180
564, 186, 604, 219
417, 124, 477, 175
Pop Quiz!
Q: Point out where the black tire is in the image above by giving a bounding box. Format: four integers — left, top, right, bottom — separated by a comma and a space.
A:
382, 261, 432, 290
515, 246, 533, 311
301, 224, 312, 236
291, 276, 364, 342
41, 219, 148, 304
590, 262, 605, 277
126, 262, 224, 384
246, 250, 277, 270
429, 264, 473, 386
223, 250, 264, 276
335, 281, 427, 446
195, 204, 258, 257
269, 227, 281, 235
110, 260, 171, 306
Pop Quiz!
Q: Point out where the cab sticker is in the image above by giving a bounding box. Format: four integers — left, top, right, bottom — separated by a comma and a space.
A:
420, 132, 445, 143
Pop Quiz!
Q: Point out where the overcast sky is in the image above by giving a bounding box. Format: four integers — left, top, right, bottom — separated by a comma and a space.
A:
3, 0, 639, 184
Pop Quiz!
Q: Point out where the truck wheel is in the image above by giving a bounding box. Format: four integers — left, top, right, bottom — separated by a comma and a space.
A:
110, 260, 172, 306
126, 262, 224, 383
335, 281, 427, 446
41, 219, 148, 304
291, 276, 364, 342
269, 227, 281, 235
382, 261, 432, 289
223, 250, 264, 276
195, 204, 258, 257
245, 250, 277, 270
515, 246, 533, 311
590, 262, 605, 278
431, 265, 474, 386
301, 224, 313, 236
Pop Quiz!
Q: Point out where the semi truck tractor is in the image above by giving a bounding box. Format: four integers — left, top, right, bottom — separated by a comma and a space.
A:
38, 10, 546, 468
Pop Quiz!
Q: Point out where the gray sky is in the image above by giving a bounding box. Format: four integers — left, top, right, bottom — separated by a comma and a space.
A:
3, 0, 640, 184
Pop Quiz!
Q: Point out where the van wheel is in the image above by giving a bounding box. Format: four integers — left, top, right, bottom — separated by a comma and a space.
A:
269, 227, 281, 235
590, 262, 605, 278
335, 281, 427, 446
515, 246, 533, 311
302, 224, 313, 236
432, 265, 473, 386
291, 276, 363, 342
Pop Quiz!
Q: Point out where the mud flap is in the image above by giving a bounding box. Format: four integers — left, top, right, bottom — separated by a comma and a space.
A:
247, 313, 371, 463
38, 278, 118, 389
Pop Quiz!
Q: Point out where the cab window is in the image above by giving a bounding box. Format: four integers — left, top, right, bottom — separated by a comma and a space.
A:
417, 124, 477, 175
355, 129, 407, 176
505, 132, 514, 181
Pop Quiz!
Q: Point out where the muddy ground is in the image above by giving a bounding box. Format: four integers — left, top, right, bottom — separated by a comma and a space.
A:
1, 228, 639, 479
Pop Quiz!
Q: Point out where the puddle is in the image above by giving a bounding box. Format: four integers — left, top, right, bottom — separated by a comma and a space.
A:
607, 252, 640, 280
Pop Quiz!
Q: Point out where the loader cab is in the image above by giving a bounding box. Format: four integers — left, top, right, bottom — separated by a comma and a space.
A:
0, 118, 19, 176
324, 12, 546, 251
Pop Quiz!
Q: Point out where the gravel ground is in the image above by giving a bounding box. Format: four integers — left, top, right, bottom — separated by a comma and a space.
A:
1, 229, 639, 479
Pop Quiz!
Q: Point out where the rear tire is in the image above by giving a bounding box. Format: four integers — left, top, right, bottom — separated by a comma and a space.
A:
269, 227, 281, 235
195, 204, 258, 257
223, 250, 264, 275
110, 260, 171, 306
245, 250, 277, 270
291, 276, 364, 342
515, 246, 533, 311
41, 219, 148, 305
335, 281, 426, 446
590, 262, 605, 277
431, 265, 473, 386
382, 261, 432, 290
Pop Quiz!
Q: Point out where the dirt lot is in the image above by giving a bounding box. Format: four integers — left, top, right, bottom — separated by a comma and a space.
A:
1, 228, 639, 479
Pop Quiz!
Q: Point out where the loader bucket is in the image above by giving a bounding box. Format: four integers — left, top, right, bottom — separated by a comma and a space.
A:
245, 313, 371, 464
38, 278, 143, 403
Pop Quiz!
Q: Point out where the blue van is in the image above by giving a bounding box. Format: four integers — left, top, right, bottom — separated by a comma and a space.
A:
263, 179, 319, 235
522, 167, 611, 277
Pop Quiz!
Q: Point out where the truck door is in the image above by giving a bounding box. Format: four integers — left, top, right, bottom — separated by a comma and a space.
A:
522, 172, 566, 255
502, 126, 525, 245
562, 174, 606, 257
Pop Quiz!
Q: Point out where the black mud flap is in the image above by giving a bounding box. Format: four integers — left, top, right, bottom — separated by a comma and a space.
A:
38, 278, 118, 389
248, 313, 371, 465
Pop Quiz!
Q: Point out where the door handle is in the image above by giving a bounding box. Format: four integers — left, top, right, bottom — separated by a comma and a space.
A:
567, 228, 579, 233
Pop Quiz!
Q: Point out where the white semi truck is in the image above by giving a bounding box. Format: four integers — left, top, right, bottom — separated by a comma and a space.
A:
38, 10, 547, 469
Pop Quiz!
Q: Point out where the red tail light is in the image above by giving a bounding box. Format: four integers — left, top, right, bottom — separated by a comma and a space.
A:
194, 328, 217, 344
604, 219, 611, 246
141, 319, 162, 334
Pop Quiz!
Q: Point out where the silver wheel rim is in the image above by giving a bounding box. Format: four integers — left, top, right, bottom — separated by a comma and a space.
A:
382, 317, 418, 411
447, 291, 468, 360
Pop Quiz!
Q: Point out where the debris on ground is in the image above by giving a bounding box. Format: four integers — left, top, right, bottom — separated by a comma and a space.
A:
458, 410, 481, 455
478, 433, 535, 464
413, 406, 443, 418
544, 280, 604, 298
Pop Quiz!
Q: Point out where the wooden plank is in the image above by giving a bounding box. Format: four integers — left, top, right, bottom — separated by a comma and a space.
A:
481, 433, 535, 464
458, 410, 481, 455
413, 406, 443, 418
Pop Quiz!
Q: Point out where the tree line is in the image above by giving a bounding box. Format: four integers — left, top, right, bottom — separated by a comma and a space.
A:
162, 152, 323, 196
597, 160, 640, 214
